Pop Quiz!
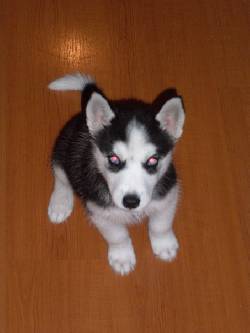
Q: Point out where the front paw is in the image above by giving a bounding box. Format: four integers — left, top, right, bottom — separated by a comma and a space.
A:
108, 240, 136, 276
48, 191, 73, 223
150, 231, 179, 262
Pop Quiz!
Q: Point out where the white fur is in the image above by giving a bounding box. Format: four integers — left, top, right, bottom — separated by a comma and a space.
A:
94, 120, 172, 211
87, 184, 179, 274
87, 201, 136, 275
48, 73, 95, 91
48, 165, 74, 223
156, 97, 185, 139
147, 184, 179, 261
48, 165, 179, 274
150, 230, 179, 261
86, 93, 115, 134
108, 240, 136, 275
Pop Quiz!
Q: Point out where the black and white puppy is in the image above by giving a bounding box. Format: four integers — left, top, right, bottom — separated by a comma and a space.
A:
48, 73, 185, 275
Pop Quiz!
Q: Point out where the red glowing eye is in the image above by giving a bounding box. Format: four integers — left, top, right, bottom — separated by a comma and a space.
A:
108, 154, 120, 165
146, 156, 158, 167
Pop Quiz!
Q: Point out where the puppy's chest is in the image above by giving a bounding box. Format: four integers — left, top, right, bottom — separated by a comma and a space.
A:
87, 202, 147, 225
108, 207, 146, 225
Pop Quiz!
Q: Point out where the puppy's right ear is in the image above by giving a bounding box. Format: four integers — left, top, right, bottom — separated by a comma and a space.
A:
86, 93, 115, 135
155, 97, 185, 140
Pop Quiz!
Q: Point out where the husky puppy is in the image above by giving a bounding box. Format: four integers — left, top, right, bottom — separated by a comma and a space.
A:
48, 73, 185, 275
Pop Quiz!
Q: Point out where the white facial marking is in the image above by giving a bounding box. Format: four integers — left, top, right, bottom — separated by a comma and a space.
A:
113, 122, 156, 162
95, 120, 173, 211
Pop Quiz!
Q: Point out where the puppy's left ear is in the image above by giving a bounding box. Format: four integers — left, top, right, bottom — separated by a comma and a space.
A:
155, 97, 185, 140
86, 92, 115, 135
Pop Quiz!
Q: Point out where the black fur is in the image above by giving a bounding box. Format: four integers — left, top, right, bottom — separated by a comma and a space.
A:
52, 84, 178, 207
153, 163, 177, 199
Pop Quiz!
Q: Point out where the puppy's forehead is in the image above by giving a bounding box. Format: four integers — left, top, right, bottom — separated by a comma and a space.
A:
113, 120, 156, 160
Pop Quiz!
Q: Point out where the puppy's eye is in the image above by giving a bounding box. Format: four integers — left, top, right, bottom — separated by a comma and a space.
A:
146, 156, 159, 167
108, 154, 121, 166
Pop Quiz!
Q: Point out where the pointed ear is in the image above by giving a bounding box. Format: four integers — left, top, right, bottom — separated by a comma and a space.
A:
86, 92, 115, 135
155, 97, 185, 140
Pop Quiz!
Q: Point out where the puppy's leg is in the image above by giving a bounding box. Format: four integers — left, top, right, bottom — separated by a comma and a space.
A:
48, 165, 74, 223
87, 204, 136, 275
148, 185, 179, 261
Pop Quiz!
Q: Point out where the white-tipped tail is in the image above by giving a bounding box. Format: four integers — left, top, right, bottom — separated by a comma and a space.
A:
48, 73, 95, 91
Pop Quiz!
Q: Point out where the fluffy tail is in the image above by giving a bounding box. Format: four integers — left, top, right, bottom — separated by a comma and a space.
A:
48, 73, 95, 91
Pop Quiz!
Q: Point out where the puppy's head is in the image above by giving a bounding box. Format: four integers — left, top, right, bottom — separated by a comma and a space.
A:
85, 90, 185, 211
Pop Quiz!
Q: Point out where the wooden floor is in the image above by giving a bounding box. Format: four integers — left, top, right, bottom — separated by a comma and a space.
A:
1, 0, 249, 332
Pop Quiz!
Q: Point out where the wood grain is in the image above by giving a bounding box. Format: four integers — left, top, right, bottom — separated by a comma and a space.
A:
1, 0, 249, 332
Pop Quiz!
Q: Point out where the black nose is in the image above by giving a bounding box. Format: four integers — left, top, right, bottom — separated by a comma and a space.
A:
123, 194, 140, 209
